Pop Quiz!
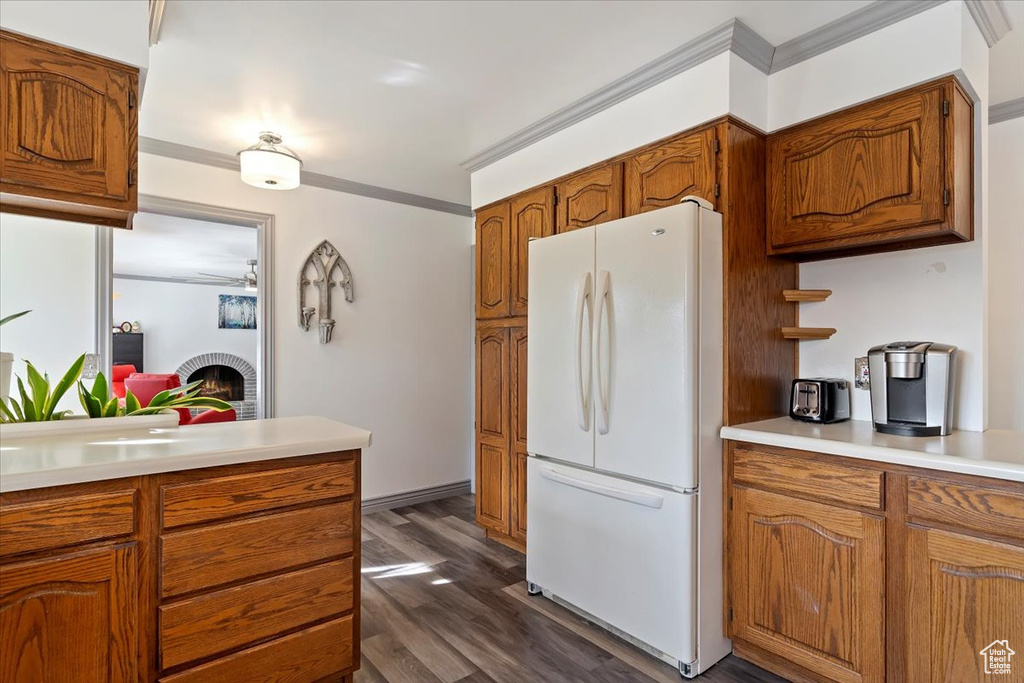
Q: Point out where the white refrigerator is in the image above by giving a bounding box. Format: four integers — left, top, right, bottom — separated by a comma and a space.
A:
526, 199, 730, 678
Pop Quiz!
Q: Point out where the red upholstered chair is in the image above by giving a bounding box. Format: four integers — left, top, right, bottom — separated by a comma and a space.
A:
123, 373, 236, 426
111, 364, 136, 399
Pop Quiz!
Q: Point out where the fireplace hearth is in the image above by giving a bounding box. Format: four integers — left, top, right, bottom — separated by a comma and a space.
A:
175, 353, 257, 420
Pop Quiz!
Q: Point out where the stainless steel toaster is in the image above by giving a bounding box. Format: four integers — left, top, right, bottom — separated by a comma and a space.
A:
790, 378, 851, 424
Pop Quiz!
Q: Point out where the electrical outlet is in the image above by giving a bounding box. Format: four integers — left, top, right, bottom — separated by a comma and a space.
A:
83, 354, 100, 380
854, 357, 870, 389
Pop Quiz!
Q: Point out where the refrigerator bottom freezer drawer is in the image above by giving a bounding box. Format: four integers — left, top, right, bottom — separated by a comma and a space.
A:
526, 458, 697, 665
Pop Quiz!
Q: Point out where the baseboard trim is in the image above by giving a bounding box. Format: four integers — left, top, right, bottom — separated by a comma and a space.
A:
362, 480, 471, 514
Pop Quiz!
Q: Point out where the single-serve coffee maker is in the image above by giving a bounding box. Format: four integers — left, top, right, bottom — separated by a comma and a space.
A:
868, 342, 957, 436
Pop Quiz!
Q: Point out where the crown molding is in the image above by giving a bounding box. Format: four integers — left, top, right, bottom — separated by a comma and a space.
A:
965, 0, 1013, 47
770, 0, 945, 73
149, 0, 166, 46
460, 18, 767, 173
139, 137, 473, 217
990, 97, 1024, 124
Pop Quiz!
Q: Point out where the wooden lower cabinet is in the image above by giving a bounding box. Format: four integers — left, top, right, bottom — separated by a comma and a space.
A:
906, 527, 1024, 682
730, 487, 885, 683
727, 442, 1024, 683
475, 321, 527, 550
0, 544, 138, 682
0, 450, 361, 682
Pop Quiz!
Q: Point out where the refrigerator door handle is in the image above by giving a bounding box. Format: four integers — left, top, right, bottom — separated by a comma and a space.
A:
574, 271, 593, 431
538, 464, 664, 508
594, 269, 611, 435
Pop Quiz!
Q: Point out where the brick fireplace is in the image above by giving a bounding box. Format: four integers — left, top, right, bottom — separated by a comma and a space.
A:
175, 352, 257, 420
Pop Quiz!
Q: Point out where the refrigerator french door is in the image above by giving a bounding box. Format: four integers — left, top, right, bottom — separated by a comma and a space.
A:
525, 199, 728, 677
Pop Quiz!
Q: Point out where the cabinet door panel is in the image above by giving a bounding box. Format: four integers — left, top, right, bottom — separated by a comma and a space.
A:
767, 80, 969, 257
475, 327, 510, 534
509, 326, 528, 543
510, 188, 554, 316
625, 129, 716, 215
906, 527, 1024, 682
557, 163, 622, 233
1, 31, 135, 206
475, 203, 511, 319
731, 487, 884, 683
0, 544, 137, 683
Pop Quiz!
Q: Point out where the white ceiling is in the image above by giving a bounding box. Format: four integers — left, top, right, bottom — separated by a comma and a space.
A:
113, 213, 256, 281
141, 1, 1022, 206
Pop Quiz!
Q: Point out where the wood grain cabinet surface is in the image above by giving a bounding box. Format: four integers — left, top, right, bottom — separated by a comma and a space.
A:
510, 187, 555, 316
0, 543, 138, 683
767, 76, 972, 260
730, 486, 885, 683
625, 128, 716, 215
475, 202, 511, 319
0, 450, 361, 683
0, 30, 138, 229
509, 325, 528, 544
475, 324, 511, 536
556, 162, 623, 233
727, 442, 1024, 683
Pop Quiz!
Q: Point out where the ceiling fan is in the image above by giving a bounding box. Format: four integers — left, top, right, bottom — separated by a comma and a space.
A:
196, 259, 257, 291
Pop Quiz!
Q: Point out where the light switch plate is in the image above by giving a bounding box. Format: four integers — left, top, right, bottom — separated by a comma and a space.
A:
83, 354, 100, 380
854, 357, 870, 389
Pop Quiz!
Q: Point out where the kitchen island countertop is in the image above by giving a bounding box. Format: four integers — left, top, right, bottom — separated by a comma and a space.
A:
721, 417, 1023, 482
0, 415, 372, 492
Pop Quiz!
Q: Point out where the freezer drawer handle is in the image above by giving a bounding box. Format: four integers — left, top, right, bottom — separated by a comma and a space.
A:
539, 465, 664, 509
594, 270, 611, 435
574, 271, 593, 431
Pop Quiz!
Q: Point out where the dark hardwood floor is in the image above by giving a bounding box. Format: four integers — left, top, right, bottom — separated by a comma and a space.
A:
357, 494, 785, 683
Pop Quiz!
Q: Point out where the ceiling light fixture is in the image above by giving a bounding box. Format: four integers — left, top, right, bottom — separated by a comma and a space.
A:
237, 132, 302, 190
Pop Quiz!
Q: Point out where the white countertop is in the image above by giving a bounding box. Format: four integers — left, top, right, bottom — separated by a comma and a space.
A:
721, 418, 1023, 482
0, 416, 372, 493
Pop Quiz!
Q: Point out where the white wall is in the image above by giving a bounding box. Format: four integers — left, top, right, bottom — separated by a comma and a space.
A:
0, 0, 149, 71
987, 117, 1024, 430
0, 215, 97, 413
112, 278, 257, 375
470, 1, 992, 431
139, 153, 474, 501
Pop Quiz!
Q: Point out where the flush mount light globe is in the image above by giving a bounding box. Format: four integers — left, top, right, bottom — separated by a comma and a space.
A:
237, 132, 302, 190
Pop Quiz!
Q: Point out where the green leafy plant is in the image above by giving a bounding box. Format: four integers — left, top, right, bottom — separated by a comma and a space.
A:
0, 354, 85, 422
0, 310, 31, 327
77, 375, 233, 418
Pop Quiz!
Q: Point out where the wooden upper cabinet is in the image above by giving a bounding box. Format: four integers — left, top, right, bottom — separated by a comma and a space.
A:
0, 30, 138, 229
557, 162, 623, 233
0, 544, 138, 682
767, 76, 972, 260
510, 187, 554, 316
730, 486, 885, 683
906, 528, 1024, 682
625, 128, 716, 215
475, 202, 511, 319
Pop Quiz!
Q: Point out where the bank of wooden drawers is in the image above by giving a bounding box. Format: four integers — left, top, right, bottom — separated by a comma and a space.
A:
732, 444, 884, 510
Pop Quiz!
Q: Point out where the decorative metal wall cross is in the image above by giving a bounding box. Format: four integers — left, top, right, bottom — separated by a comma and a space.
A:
298, 240, 354, 344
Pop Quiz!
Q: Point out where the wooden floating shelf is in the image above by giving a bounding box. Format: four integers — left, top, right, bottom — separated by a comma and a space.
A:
783, 289, 832, 303
782, 327, 837, 340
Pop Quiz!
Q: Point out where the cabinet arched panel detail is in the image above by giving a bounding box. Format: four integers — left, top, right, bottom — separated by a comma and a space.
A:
907, 528, 1024, 683
12, 72, 103, 166
477, 331, 508, 441
0, 544, 137, 683
787, 127, 915, 220
731, 486, 885, 683
625, 129, 715, 215
557, 163, 622, 233
510, 188, 553, 316
475, 203, 510, 318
